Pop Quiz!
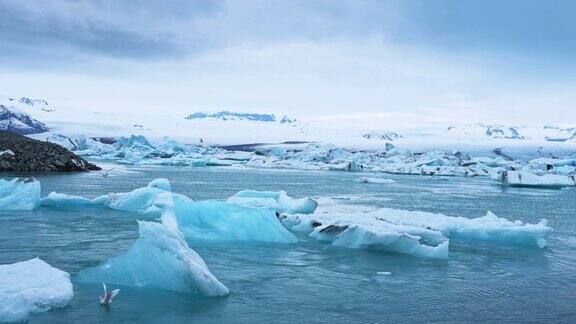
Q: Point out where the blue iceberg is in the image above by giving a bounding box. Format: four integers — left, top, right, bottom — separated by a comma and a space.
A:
77, 220, 229, 296
41, 178, 187, 215
0, 178, 41, 211
172, 200, 298, 243
227, 190, 317, 214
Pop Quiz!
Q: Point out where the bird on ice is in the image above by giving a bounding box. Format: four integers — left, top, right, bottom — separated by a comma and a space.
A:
99, 283, 120, 306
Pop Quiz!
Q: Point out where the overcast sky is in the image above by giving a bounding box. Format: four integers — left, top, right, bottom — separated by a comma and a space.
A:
1, 0, 575, 128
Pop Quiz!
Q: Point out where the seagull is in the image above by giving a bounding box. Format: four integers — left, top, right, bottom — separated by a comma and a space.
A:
99, 283, 120, 306
100, 168, 115, 179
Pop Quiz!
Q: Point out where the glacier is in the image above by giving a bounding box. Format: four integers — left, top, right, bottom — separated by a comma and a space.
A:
0, 178, 41, 210
280, 208, 550, 258
34, 133, 576, 189
0, 258, 74, 323
227, 190, 318, 214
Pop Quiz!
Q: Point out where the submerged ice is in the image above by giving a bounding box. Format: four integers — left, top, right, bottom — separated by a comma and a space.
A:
0, 258, 74, 323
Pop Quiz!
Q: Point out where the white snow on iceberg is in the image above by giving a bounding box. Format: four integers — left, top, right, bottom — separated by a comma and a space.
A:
0, 258, 73, 323
0, 178, 41, 211
228, 190, 317, 214
499, 171, 575, 188
356, 177, 395, 184
77, 219, 229, 296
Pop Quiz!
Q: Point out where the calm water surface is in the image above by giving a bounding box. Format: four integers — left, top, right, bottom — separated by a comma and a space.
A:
1, 164, 575, 323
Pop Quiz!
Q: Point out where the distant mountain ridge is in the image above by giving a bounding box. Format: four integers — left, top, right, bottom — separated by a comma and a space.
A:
363, 131, 403, 141
446, 124, 527, 140
543, 125, 576, 142
185, 111, 295, 123
0, 104, 49, 135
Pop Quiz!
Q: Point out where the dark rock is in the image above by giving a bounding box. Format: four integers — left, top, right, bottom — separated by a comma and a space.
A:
319, 224, 348, 235
0, 130, 100, 172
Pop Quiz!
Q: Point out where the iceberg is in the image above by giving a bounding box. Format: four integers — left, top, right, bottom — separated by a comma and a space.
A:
282, 212, 449, 259
40, 178, 183, 214
228, 190, 317, 214
172, 200, 298, 243
356, 177, 395, 184
499, 171, 575, 188
281, 208, 550, 258
104, 178, 191, 215
41, 192, 106, 208
0, 258, 74, 323
77, 220, 229, 296
0, 178, 41, 210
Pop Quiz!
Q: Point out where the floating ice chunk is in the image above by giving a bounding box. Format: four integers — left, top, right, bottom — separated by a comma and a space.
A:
372, 209, 551, 248
77, 220, 229, 296
0, 258, 73, 323
172, 200, 298, 243
105, 178, 189, 215
41, 178, 182, 214
528, 157, 575, 169
356, 177, 395, 184
147, 178, 172, 191
115, 135, 154, 150
281, 208, 550, 258
282, 212, 449, 259
500, 171, 575, 188
0, 178, 41, 210
228, 190, 317, 214
41, 192, 106, 208
552, 165, 576, 176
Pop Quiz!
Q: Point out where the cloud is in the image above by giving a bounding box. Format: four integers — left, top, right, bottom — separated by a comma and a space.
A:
0, 0, 222, 60
0, 0, 574, 127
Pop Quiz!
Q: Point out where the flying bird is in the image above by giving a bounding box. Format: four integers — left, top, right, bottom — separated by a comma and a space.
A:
99, 283, 120, 306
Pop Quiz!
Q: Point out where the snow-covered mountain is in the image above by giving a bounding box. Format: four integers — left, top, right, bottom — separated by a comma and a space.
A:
445, 124, 527, 140
443, 123, 576, 143
542, 125, 576, 142
1, 94, 575, 152
185, 111, 295, 123
0, 104, 49, 135
362, 131, 403, 141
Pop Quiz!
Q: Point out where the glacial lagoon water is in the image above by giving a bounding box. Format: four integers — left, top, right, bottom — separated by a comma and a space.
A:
1, 164, 575, 323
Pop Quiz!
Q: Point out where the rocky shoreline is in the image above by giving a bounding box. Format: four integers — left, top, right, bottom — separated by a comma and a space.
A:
0, 130, 100, 172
